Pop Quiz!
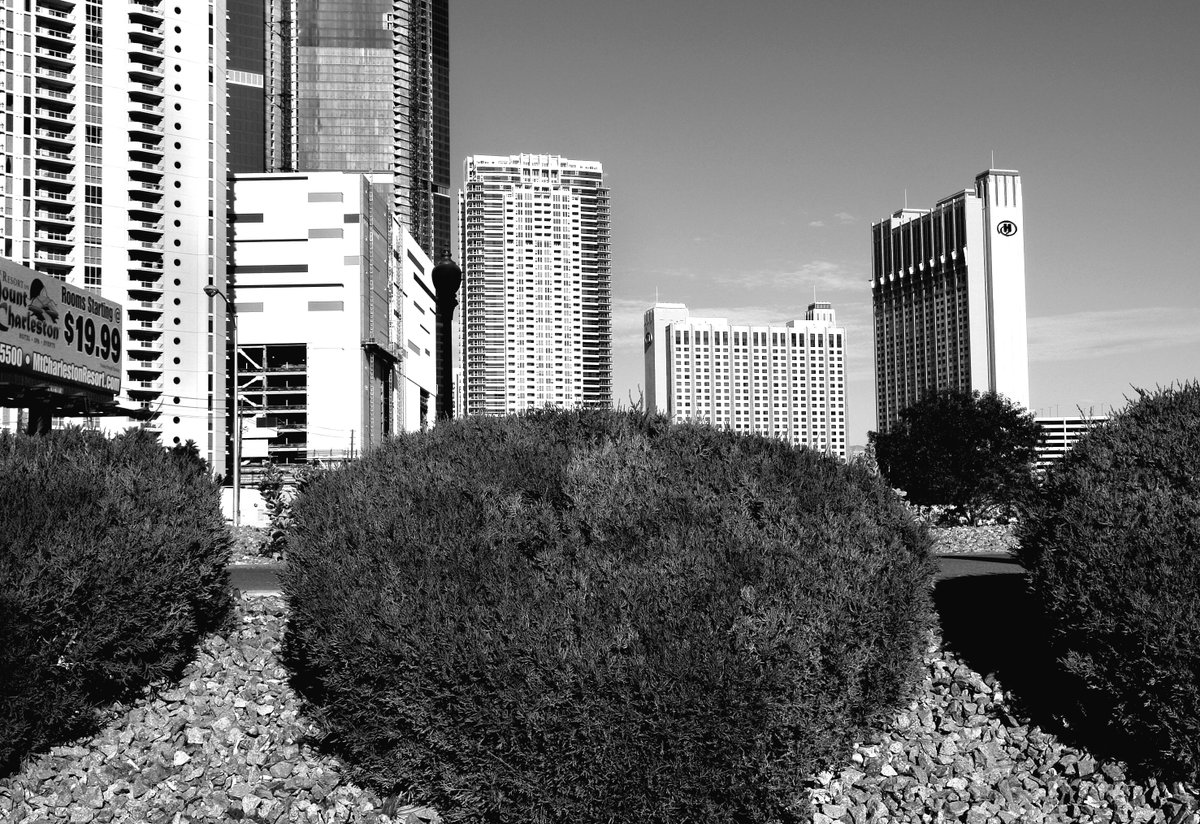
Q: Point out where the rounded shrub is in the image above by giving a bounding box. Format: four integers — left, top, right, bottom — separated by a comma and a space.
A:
0, 427, 232, 774
1016, 383, 1200, 782
282, 409, 935, 823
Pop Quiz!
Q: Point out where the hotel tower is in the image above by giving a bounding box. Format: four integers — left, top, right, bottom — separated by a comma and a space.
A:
871, 169, 1029, 432
643, 301, 847, 459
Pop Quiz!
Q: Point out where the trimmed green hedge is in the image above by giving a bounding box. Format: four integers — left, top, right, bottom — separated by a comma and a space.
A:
0, 428, 232, 774
283, 410, 935, 822
1017, 383, 1200, 782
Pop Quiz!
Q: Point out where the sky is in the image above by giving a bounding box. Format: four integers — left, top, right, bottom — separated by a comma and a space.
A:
448, 0, 1200, 445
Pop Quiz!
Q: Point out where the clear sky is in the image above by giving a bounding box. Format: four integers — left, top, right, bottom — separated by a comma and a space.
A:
449, 0, 1200, 445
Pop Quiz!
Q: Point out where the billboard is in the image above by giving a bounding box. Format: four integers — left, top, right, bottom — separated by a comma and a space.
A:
0, 258, 122, 396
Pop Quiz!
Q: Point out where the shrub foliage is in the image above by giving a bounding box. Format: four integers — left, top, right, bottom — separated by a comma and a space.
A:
283, 410, 935, 822
0, 427, 232, 774
1016, 383, 1200, 782
871, 389, 1039, 524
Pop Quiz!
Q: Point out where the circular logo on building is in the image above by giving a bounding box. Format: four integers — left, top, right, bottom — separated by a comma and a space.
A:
997, 220, 1018, 237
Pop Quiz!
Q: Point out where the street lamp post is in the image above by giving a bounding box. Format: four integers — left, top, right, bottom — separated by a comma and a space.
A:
204, 285, 240, 527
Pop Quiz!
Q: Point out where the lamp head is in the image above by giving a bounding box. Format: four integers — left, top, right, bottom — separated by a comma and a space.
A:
203, 285, 221, 299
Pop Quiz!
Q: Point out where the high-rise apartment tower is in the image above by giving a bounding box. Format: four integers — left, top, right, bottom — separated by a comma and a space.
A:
459, 154, 612, 415
1, 0, 229, 464
644, 302, 847, 459
872, 169, 1029, 432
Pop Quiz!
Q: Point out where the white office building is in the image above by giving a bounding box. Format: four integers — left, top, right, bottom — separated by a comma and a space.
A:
228, 171, 436, 466
1, 0, 229, 463
872, 169, 1030, 433
643, 301, 848, 459
459, 154, 611, 416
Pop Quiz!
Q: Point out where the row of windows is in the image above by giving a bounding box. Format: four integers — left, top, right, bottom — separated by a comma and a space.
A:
674, 329, 844, 348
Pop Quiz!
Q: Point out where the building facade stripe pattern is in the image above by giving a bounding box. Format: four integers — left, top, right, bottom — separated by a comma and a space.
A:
871, 169, 1029, 433
643, 302, 848, 460
459, 154, 611, 416
1, 0, 229, 465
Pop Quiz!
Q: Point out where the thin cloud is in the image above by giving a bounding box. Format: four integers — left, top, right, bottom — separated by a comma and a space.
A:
1029, 307, 1200, 362
807, 212, 855, 228
714, 259, 867, 294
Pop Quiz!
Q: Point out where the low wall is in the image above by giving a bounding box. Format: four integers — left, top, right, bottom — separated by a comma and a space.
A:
220, 487, 268, 527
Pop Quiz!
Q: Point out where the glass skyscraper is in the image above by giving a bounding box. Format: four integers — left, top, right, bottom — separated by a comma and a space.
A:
226, 0, 449, 257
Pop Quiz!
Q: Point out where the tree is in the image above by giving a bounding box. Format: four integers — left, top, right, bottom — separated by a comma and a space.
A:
869, 389, 1039, 524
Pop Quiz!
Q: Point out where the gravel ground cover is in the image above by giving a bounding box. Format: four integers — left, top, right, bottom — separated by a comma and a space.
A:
230, 526, 280, 566
0, 596, 438, 824
4, 529, 1197, 824
929, 524, 1017, 555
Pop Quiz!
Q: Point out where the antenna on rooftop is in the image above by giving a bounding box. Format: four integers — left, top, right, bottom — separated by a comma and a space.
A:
991, 149, 995, 169
904, 188, 908, 209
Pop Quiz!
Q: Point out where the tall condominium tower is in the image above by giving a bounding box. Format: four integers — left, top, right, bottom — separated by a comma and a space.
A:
643, 302, 847, 459
1, 0, 229, 464
459, 154, 612, 415
872, 169, 1029, 433
227, 0, 449, 255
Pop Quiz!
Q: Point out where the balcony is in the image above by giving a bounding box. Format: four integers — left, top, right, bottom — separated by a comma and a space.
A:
130, 298, 164, 313
34, 188, 71, 204
33, 247, 72, 264
129, 0, 165, 23
129, 81, 164, 103
130, 273, 163, 289
35, 6, 73, 23
35, 146, 74, 164
129, 257, 165, 275
131, 22, 164, 43
34, 229, 74, 247
126, 378, 164, 394
130, 179, 165, 199
34, 107, 76, 126
129, 338, 165, 354
34, 45, 75, 69
128, 61, 165, 83
133, 101, 165, 118
128, 200, 165, 216
34, 208, 74, 226
130, 39, 165, 60
35, 24, 73, 45
129, 140, 164, 159
34, 64, 73, 88
34, 166, 75, 188
131, 319, 165, 332
35, 126, 74, 147
130, 120, 165, 139
130, 218, 165, 236
132, 161, 165, 178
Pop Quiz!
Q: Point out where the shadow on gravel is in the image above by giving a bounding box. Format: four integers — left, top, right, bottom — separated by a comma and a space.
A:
933, 572, 1134, 770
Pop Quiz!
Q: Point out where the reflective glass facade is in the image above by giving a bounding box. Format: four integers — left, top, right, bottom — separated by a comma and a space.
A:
297, 0, 393, 173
